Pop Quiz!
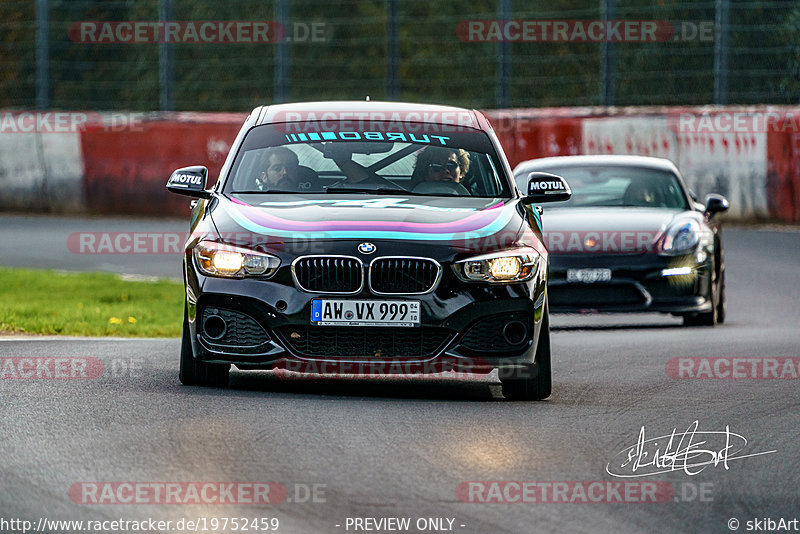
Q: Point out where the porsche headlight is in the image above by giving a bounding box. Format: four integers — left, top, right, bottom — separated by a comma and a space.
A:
454, 248, 540, 283
193, 241, 280, 278
661, 220, 701, 255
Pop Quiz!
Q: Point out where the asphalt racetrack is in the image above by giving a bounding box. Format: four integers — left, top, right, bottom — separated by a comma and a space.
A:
1, 215, 799, 533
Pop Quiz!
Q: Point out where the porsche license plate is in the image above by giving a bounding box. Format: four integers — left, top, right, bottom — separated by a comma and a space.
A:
567, 268, 612, 283
311, 300, 420, 327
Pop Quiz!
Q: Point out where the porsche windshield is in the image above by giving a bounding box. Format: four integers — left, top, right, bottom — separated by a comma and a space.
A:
522, 166, 690, 209
224, 123, 510, 198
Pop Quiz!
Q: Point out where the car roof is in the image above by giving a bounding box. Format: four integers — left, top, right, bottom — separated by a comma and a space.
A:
254, 100, 486, 130
514, 154, 680, 175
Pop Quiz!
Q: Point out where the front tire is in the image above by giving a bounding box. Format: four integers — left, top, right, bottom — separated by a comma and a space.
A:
716, 269, 726, 324
500, 302, 552, 401
683, 267, 720, 327
179, 304, 230, 387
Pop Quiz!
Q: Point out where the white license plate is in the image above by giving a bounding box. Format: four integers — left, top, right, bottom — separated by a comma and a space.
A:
567, 268, 612, 283
311, 299, 420, 327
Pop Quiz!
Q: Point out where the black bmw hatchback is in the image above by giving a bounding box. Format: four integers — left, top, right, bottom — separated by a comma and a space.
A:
166, 101, 570, 400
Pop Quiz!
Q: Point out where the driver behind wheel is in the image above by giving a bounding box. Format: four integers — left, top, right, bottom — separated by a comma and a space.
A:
622, 178, 662, 207
255, 146, 299, 190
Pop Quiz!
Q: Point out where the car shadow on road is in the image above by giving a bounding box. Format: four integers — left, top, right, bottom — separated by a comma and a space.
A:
222, 370, 504, 402
551, 323, 685, 332
550, 312, 686, 332
135, 367, 560, 404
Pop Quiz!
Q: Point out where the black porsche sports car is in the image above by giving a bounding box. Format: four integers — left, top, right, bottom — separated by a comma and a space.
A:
166, 101, 571, 400
513, 155, 729, 326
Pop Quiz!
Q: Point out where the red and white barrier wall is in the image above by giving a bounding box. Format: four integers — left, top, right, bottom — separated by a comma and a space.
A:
0, 111, 245, 216
0, 129, 85, 212
80, 112, 245, 216
1, 107, 798, 221
488, 106, 800, 222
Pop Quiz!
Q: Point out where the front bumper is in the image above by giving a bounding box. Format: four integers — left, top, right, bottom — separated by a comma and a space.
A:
547, 252, 713, 313
185, 268, 547, 373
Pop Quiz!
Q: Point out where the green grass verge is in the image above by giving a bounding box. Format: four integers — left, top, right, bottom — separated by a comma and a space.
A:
0, 267, 184, 337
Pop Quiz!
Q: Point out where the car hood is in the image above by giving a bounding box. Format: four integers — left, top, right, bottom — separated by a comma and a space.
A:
204, 194, 539, 255
540, 207, 697, 254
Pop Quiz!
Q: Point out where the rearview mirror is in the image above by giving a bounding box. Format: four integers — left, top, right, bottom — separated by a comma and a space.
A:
704, 193, 729, 216
521, 172, 572, 204
166, 166, 211, 198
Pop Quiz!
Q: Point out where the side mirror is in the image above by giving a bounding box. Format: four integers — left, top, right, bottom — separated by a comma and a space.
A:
521, 172, 572, 205
704, 193, 729, 216
166, 166, 211, 198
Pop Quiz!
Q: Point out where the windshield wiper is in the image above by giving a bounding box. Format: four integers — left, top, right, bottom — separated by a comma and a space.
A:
325, 186, 419, 195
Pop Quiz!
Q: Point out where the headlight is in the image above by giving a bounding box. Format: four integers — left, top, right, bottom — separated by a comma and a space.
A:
661, 220, 700, 255
193, 241, 280, 278
453, 248, 540, 283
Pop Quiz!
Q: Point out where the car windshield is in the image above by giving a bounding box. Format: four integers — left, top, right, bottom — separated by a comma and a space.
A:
224, 122, 510, 198
517, 165, 690, 209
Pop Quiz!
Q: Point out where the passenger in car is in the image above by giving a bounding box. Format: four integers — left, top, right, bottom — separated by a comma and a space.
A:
411, 146, 470, 185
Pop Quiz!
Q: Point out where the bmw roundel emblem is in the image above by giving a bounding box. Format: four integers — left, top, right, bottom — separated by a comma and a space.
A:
358, 242, 376, 254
